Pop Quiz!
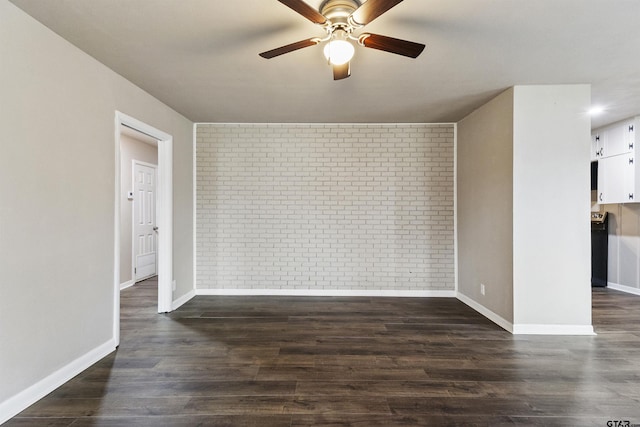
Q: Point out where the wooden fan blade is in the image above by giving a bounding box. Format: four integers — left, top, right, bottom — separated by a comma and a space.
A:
333, 62, 351, 80
350, 0, 404, 26
259, 38, 320, 59
277, 0, 327, 24
359, 33, 425, 58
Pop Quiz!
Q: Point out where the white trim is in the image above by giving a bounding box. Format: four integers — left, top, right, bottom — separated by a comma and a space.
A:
456, 293, 596, 335
113, 114, 122, 346
512, 324, 596, 335
172, 289, 196, 310
120, 279, 135, 290
196, 288, 457, 297
607, 282, 640, 296
192, 123, 198, 292
456, 292, 514, 333
453, 122, 458, 294
193, 122, 457, 126
0, 340, 116, 425
156, 130, 173, 313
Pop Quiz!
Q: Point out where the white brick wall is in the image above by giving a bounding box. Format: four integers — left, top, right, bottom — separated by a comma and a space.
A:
196, 123, 455, 292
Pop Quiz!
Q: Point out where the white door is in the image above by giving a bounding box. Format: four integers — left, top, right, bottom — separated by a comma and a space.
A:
133, 162, 157, 282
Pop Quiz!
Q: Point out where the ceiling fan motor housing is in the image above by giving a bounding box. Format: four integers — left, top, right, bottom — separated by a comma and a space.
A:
320, 0, 361, 27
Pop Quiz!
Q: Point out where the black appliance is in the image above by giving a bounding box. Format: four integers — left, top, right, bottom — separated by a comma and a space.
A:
591, 212, 608, 287
591, 161, 598, 191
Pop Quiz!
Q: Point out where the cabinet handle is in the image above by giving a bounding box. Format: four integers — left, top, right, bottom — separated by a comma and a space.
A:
630, 158, 634, 165
596, 135, 600, 141
630, 125, 634, 132
630, 143, 634, 150
630, 193, 635, 200
600, 193, 603, 202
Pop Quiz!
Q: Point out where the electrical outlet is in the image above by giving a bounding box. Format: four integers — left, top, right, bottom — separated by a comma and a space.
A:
480, 283, 485, 295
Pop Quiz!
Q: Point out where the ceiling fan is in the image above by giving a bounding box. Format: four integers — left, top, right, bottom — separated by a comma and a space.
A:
259, 0, 425, 80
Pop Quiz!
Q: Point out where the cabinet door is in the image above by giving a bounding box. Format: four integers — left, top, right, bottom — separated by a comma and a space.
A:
592, 132, 605, 159
598, 153, 635, 204
625, 155, 635, 202
606, 124, 633, 157
625, 121, 635, 152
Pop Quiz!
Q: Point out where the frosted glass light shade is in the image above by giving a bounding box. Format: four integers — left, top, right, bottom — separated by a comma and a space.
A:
323, 40, 355, 65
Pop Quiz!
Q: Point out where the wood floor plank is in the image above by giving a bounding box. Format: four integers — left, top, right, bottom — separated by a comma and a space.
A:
52, 379, 297, 399
290, 414, 530, 427
7, 279, 640, 425
256, 365, 430, 381
294, 380, 470, 397
388, 396, 539, 417
17, 396, 191, 418
2, 420, 77, 427
69, 415, 293, 427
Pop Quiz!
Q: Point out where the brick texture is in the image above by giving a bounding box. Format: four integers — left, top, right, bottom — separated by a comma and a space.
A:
196, 123, 454, 291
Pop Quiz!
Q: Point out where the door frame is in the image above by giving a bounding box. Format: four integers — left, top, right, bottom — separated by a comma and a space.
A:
131, 160, 158, 284
114, 111, 173, 346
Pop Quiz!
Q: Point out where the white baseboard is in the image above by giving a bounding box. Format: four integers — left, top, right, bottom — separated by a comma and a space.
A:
512, 324, 596, 336
172, 289, 196, 310
195, 288, 456, 298
607, 282, 640, 296
456, 292, 513, 333
119, 279, 135, 290
0, 339, 116, 425
456, 292, 596, 335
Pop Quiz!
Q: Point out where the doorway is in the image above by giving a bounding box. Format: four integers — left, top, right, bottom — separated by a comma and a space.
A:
119, 128, 158, 289
114, 112, 173, 346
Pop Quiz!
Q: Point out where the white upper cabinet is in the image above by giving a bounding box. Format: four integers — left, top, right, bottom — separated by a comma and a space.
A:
594, 117, 640, 204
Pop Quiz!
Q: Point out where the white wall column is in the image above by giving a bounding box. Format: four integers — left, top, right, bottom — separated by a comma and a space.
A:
458, 85, 593, 335
512, 85, 593, 334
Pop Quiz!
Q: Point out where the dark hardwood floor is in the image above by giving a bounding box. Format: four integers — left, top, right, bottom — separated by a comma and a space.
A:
6, 280, 640, 426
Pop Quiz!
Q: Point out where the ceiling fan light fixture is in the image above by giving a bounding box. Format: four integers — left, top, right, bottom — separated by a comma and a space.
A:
260, 0, 426, 79
323, 39, 355, 65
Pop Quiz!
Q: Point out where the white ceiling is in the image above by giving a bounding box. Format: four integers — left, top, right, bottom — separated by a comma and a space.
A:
9, 0, 640, 128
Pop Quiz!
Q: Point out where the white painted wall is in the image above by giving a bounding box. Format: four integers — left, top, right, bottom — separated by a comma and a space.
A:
512, 85, 592, 330
0, 0, 193, 416
196, 123, 455, 294
119, 133, 158, 286
457, 88, 515, 323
